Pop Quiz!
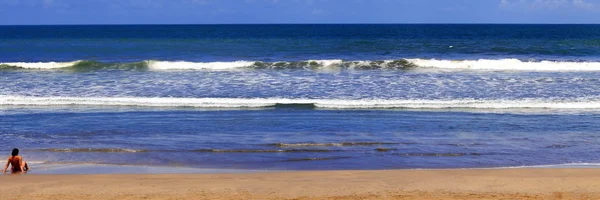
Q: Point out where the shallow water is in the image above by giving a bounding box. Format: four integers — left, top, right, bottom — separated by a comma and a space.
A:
2, 108, 600, 170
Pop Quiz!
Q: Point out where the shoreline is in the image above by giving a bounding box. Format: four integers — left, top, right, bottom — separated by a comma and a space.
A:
20, 162, 600, 175
23, 163, 267, 174
3, 168, 600, 199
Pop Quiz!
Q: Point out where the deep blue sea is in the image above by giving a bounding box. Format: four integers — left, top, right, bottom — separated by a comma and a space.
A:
3, 24, 600, 171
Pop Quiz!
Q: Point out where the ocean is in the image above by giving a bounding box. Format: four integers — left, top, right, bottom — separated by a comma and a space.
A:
2, 24, 600, 171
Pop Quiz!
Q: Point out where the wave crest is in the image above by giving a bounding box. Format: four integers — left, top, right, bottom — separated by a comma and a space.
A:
396, 153, 482, 157
0, 59, 417, 71
1, 61, 82, 69
407, 58, 600, 71
35, 148, 148, 153
3, 96, 600, 110
267, 142, 401, 147
7, 58, 600, 71
31, 148, 338, 153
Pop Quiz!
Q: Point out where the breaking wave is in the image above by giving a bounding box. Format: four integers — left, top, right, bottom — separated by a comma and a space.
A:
267, 142, 402, 147
4, 58, 600, 71
0, 60, 148, 71
284, 157, 352, 162
34, 148, 149, 153
32, 148, 339, 153
406, 58, 600, 71
191, 149, 336, 153
4, 96, 600, 110
396, 153, 483, 157
0, 59, 414, 71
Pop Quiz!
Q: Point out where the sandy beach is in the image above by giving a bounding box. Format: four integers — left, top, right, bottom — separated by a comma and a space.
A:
2, 168, 600, 200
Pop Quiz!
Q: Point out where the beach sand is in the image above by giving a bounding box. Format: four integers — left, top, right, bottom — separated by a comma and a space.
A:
2, 168, 600, 200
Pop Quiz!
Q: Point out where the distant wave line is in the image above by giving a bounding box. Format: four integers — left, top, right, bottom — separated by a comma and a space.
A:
267, 142, 405, 147
4, 58, 600, 71
4, 96, 600, 109
31, 148, 342, 153
29, 148, 490, 157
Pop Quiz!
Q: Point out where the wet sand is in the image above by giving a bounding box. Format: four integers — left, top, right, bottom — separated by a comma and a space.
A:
2, 168, 600, 200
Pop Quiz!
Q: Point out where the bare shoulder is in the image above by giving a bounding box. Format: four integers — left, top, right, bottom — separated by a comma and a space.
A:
8, 156, 22, 160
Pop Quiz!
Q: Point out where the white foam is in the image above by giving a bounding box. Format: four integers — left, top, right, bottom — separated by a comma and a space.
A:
2, 96, 600, 109
146, 60, 345, 70
496, 163, 600, 169
407, 58, 600, 71
310, 59, 343, 66
5, 59, 600, 71
314, 99, 600, 109
0, 96, 273, 108
146, 60, 257, 70
0, 61, 80, 69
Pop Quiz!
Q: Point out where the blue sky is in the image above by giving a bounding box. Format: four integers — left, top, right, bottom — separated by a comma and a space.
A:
0, 0, 599, 24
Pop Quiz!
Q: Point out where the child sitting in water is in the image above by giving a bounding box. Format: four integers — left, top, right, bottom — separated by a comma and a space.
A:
3, 148, 29, 174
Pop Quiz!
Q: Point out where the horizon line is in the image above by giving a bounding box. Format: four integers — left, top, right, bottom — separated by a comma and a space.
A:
1, 23, 600, 26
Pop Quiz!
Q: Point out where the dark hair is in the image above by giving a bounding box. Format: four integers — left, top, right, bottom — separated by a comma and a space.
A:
11, 148, 19, 156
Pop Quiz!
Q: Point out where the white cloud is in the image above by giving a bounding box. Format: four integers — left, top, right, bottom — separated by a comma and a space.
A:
500, 0, 596, 10
573, 0, 594, 9
531, 0, 569, 9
